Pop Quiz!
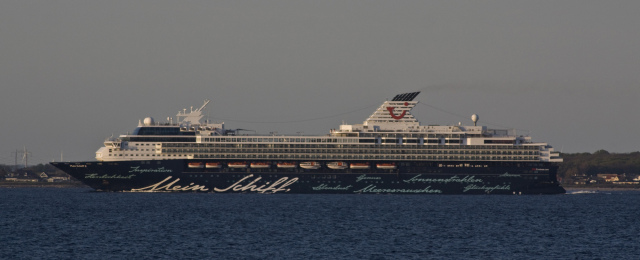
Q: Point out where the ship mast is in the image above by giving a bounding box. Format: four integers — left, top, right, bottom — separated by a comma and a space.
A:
177, 99, 210, 125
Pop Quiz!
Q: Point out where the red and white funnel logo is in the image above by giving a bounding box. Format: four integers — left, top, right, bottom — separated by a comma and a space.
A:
386, 102, 409, 120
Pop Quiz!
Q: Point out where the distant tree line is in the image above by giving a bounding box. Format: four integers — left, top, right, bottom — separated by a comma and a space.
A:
559, 150, 640, 180
0, 163, 66, 178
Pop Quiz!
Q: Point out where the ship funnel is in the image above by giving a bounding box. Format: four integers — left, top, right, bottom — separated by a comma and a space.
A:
364, 92, 421, 125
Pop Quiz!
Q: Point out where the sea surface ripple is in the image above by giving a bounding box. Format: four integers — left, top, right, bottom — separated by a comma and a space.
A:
1, 188, 639, 259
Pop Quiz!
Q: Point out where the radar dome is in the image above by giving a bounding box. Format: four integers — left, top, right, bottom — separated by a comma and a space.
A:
471, 114, 479, 126
143, 117, 155, 126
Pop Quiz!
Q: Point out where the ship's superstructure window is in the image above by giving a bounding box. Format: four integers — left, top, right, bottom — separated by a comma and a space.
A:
133, 127, 181, 136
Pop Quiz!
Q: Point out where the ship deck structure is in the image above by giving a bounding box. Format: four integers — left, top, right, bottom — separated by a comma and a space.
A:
52, 92, 565, 194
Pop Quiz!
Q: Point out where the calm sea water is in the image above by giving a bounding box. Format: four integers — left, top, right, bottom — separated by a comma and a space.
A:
1, 188, 639, 259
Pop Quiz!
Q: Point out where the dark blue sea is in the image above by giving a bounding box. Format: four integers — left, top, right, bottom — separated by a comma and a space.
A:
1, 188, 639, 259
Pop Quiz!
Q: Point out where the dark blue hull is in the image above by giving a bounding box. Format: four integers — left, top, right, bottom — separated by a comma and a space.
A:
51, 160, 565, 194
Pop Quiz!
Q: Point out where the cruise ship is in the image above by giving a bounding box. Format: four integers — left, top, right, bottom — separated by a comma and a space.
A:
51, 92, 565, 194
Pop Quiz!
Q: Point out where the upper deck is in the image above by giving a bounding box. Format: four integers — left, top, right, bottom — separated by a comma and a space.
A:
96, 92, 562, 163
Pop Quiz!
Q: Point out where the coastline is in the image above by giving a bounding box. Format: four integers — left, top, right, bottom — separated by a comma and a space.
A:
0, 181, 87, 189
563, 185, 640, 192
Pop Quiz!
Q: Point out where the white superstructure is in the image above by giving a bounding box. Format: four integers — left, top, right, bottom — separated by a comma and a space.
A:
95, 92, 562, 164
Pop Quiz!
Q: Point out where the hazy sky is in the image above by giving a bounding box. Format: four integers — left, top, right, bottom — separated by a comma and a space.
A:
1, 0, 639, 165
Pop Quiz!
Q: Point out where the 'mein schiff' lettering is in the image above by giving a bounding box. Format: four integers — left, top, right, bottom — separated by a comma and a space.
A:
131, 176, 209, 192
131, 175, 297, 194
213, 174, 298, 194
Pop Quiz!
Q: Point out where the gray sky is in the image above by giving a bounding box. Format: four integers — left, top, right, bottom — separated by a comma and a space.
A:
1, 0, 639, 165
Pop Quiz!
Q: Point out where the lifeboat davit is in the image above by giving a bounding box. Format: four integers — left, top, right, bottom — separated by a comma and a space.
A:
376, 163, 397, 170
228, 162, 248, 168
187, 162, 204, 168
250, 162, 271, 168
277, 162, 297, 168
350, 163, 370, 170
205, 162, 222, 168
327, 162, 347, 170
300, 161, 320, 170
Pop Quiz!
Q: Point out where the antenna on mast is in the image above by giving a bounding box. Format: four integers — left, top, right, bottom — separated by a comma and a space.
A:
196, 99, 210, 112
177, 99, 211, 125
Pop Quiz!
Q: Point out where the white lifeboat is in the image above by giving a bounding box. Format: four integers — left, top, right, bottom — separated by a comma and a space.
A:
300, 161, 320, 170
205, 162, 222, 168
277, 162, 297, 168
228, 162, 248, 168
187, 162, 204, 168
327, 162, 347, 170
376, 163, 397, 170
350, 163, 370, 170
250, 162, 271, 168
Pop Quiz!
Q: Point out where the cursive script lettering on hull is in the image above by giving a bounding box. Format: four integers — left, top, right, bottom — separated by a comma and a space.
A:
356, 174, 382, 182
312, 184, 353, 191
128, 166, 172, 173
131, 175, 298, 193
131, 177, 209, 192
85, 173, 136, 179
213, 174, 298, 193
463, 184, 511, 193
354, 185, 442, 194
403, 175, 483, 184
